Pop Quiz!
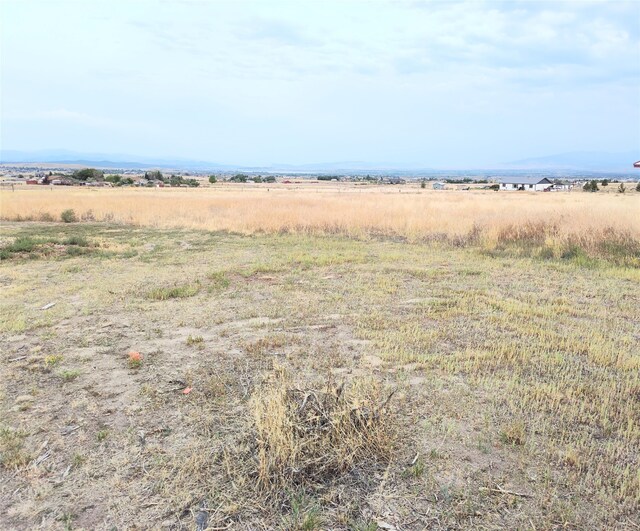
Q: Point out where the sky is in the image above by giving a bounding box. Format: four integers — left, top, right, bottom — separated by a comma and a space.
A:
2, 0, 639, 167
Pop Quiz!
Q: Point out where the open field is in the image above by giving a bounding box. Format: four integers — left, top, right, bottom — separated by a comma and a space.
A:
1, 189, 639, 529
2, 186, 640, 266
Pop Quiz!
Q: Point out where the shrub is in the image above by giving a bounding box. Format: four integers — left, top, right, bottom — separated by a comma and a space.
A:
66, 246, 86, 257
5, 236, 38, 253
208, 175, 217, 183
60, 209, 78, 223
63, 236, 90, 247
618, 183, 626, 194
636, 181, 640, 192
37, 212, 55, 222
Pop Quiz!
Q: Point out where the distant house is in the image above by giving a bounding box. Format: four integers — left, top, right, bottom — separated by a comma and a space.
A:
499, 177, 553, 191
432, 182, 446, 190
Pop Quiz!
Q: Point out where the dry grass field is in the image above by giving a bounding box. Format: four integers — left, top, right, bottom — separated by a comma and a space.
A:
1, 187, 639, 529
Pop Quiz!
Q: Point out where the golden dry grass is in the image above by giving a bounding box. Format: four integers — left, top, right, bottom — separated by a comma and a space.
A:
2, 186, 639, 242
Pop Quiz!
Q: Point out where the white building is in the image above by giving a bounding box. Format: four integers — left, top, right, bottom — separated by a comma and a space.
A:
432, 182, 446, 190
499, 177, 553, 191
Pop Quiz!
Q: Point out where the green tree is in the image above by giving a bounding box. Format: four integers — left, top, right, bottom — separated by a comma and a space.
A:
73, 168, 104, 181
636, 181, 640, 192
583, 180, 598, 192
601, 179, 609, 187
208, 175, 217, 184
618, 183, 626, 193
145, 170, 163, 181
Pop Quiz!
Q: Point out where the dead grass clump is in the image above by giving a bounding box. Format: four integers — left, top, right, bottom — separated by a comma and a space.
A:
0, 426, 30, 469
496, 221, 554, 252
251, 372, 396, 491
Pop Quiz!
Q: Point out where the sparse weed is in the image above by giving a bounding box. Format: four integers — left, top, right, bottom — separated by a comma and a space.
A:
44, 354, 63, 368
403, 456, 426, 478
499, 420, 526, 446
148, 281, 201, 300
72, 453, 87, 467
58, 369, 81, 382
208, 270, 230, 290
186, 335, 205, 349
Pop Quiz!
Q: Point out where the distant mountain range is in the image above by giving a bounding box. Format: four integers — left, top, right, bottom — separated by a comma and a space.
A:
505, 151, 638, 172
1, 149, 638, 173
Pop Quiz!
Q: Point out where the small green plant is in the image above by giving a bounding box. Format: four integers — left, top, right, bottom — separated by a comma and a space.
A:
618, 183, 626, 194
96, 429, 109, 442
403, 455, 425, 477
207, 271, 230, 290
420, 180, 426, 189
283, 494, 323, 531
44, 354, 63, 368
60, 209, 78, 223
60, 512, 74, 531
59, 369, 81, 382
349, 521, 379, 531
72, 453, 87, 467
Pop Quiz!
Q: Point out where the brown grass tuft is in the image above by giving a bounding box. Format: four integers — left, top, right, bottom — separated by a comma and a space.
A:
251, 371, 396, 491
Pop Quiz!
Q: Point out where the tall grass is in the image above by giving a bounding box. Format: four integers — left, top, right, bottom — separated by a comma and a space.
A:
2, 187, 639, 264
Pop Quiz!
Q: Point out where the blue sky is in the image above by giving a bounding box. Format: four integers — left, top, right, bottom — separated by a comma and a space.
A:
2, 0, 639, 167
